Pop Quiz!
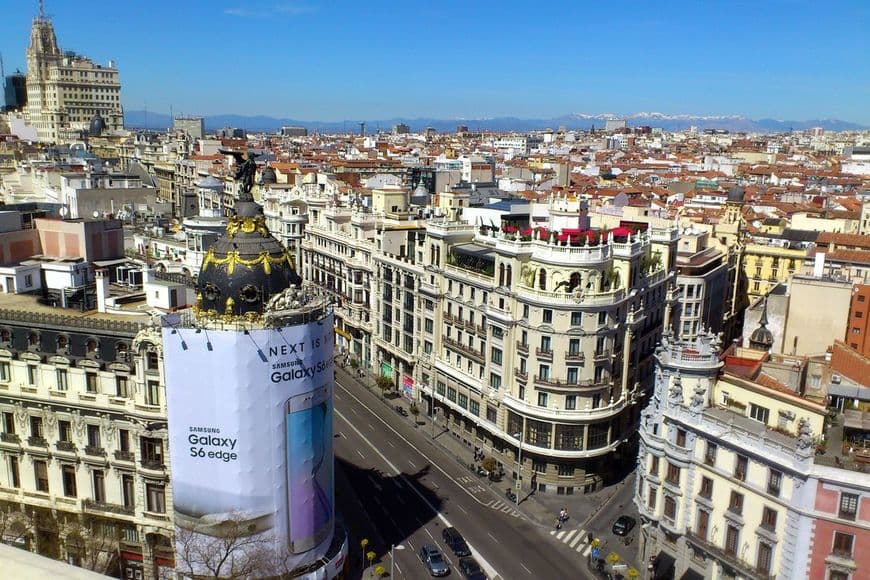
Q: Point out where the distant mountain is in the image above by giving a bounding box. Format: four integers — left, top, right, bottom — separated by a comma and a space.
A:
123, 110, 867, 134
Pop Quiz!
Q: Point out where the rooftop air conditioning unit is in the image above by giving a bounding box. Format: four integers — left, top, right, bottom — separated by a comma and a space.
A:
831, 374, 841, 384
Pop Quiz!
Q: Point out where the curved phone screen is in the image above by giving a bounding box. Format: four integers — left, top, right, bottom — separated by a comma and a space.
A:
286, 384, 333, 553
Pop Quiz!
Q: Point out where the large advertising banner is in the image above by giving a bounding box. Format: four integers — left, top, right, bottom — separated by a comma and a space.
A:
161, 314, 335, 572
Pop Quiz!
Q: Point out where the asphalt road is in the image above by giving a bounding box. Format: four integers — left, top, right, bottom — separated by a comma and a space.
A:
332, 369, 594, 580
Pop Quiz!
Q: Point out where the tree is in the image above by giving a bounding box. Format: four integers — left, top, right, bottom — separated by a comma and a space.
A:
0, 501, 32, 549
409, 403, 420, 425
62, 516, 121, 575
375, 375, 393, 398
174, 513, 276, 579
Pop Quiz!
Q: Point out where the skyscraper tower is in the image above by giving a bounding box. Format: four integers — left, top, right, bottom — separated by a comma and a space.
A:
161, 193, 347, 577
24, 1, 124, 141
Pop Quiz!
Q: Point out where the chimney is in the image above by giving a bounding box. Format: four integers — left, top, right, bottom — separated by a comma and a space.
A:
95, 268, 109, 313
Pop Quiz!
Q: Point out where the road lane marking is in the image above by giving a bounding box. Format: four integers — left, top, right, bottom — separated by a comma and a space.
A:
563, 530, 577, 544
408, 459, 416, 468
356, 449, 365, 459
569, 533, 584, 549
487, 532, 497, 542
581, 545, 592, 557
387, 440, 396, 448
520, 563, 532, 575
334, 406, 503, 580
425, 529, 434, 540
367, 422, 375, 431
555, 530, 566, 540
456, 504, 467, 514
350, 407, 358, 415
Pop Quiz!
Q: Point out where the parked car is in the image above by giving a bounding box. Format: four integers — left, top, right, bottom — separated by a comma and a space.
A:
458, 556, 487, 580
612, 515, 637, 536
442, 526, 471, 557
419, 543, 450, 577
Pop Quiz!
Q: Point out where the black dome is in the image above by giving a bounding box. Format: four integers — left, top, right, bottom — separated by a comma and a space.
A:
89, 112, 106, 136
196, 200, 300, 318
727, 185, 745, 203
260, 165, 277, 185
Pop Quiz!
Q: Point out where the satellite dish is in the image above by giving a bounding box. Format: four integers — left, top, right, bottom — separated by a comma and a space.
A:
93, 210, 101, 218
59, 206, 68, 218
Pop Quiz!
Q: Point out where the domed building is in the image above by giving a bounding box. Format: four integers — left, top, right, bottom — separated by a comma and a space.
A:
259, 164, 277, 186
748, 298, 774, 351
88, 111, 106, 136
195, 197, 301, 318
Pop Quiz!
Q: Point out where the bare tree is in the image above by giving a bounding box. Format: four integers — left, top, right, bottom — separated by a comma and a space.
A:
173, 513, 276, 579
0, 501, 32, 548
62, 516, 120, 575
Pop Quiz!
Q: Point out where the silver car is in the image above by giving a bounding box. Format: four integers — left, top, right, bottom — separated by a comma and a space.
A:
419, 543, 450, 577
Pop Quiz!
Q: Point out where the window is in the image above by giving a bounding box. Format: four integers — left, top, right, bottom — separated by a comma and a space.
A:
757, 542, 773, 575
115, 375, 129, 397
839, 492, 858, 521
436, 381, 446, 396
469, 401, 480, 416
767, 469, 782, 497
532, 460, 547, 474
750, 403, 770, 424
526, 418, 552, 448
122, 474, 135, 509
558, 464, 574, 477
542, 309, 552, 324
647, 488, 657, 509
705, 442, 717, 466
538, 364, 550, 380
699, 476, 713, 499
555, 424, 583, 450
27, 365, 37, 386
832, 532, 853, 557
0, 362, 9, 382
447, 387, 457, 402
664, 496, 676, 520
725, 525, 739, 556
425, 319, 434, 333
8, 456, 20, 488
489, 373, 501, 390
696, 509, 710, 540
565, 395, 576, 410
85, 372, 98, 393
146, 484, 166, 513
2, 412, 15, 434
735, 455, 748, 481
761, 506, 777, 530
537, 392, 548, 407
141, 437, 164, 467
30, 416, 44, 438
666, 462, 680, 485
676, 428, 686, 447
540, 335, 551, 352
59, 420, 72, 443
146, 381, 160, 406
119, 429, 130, 453
457, 393, 468, 409
35, 459, 50, 492
62, 465, 77, 497
571, 312, 582, 326
568, 338, 581, 354
728, 491, 744, 514
486, 406, 497, 423
491, 347, 503, 365
650, 456, 660, 476
566, 367, 579, 384
87, 424, 101, 449
598, 311, 607, 325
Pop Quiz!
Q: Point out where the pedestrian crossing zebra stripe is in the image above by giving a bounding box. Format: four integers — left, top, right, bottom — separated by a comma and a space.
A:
550, 528, 593, 556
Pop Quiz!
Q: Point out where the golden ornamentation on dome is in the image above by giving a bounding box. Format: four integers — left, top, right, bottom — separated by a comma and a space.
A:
201, 248, 292, 276
225, 215, 270, 238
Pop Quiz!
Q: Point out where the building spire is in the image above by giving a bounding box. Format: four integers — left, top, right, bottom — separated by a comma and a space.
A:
38, 0, 45, 19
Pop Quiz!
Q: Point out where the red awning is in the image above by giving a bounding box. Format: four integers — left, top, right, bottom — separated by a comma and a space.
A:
611, 226, 633, 237
120, 551, 143, 562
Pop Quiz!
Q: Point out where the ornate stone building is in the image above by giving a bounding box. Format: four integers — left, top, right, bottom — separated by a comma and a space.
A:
0, 302, 172, 579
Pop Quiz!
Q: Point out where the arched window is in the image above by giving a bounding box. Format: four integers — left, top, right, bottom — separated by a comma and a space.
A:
0, 328, 11, 345
56, 335, 69, 353
28, 332, 40, 349
538, 269, 547, 290
506, 265, 513, 286
498, 264, 505, 286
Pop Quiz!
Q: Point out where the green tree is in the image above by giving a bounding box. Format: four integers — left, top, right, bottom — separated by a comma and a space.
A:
375, 375, 393, 398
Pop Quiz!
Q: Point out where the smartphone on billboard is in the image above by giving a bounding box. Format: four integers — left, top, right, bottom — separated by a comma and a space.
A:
285, 384, 334, 553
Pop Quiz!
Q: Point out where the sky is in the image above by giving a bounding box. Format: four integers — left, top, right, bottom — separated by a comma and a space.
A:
1, 0, 868, 123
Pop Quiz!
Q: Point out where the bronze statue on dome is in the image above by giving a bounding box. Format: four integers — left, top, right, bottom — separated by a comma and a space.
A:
220, 149, 260, 201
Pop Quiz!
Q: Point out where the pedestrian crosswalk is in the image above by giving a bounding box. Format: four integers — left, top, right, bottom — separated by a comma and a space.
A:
550, 527, 593, 557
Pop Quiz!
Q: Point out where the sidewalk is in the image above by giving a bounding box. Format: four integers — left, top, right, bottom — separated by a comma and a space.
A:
335, 361, 637, 556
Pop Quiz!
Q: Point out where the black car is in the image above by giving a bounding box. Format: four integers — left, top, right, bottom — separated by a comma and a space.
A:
612, 515, 637, 536
442, 526, 471, 557
458, 556, 487, 580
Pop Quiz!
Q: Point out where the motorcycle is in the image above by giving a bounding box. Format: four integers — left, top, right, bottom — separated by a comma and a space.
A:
505, 489, 518, 502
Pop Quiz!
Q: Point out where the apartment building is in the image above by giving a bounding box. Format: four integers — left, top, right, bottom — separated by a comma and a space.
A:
636, 330, 870, 580
673, 229, 730, 341
0, 296, 172, 579
25, 11, 123, 142
417, 217, 679, 491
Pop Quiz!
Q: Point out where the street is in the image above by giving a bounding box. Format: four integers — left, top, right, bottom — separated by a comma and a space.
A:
332, 366, 620, 580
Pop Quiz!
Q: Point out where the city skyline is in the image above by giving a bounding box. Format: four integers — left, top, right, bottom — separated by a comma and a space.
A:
1, 0, 868, 124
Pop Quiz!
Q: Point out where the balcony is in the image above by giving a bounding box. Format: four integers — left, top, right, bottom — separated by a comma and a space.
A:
83, 499, 134, 516
114, 450, 135, 462
516, 341, 529, 355
55, 441, 77, 453
593, 349, 612, 361
444, 338, 485, 362
0, 432, 20, 444
565, 351, 585, 362
27, 436, 48, 447
685, 530, 770, 580
535, 348, 553, 361
140, 458, 165, 471
515, 369, 528, 381
85, 445, 106, 457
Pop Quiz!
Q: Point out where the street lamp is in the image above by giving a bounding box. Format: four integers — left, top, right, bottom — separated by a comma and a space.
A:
512, 422, 525, 505
390, 544, 405, 578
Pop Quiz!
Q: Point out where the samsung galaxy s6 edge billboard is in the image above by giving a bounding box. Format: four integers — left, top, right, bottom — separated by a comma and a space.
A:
162, 314, 335, 567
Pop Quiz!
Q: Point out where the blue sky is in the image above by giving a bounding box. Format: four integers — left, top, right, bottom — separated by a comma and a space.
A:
1, 0, 868, 122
